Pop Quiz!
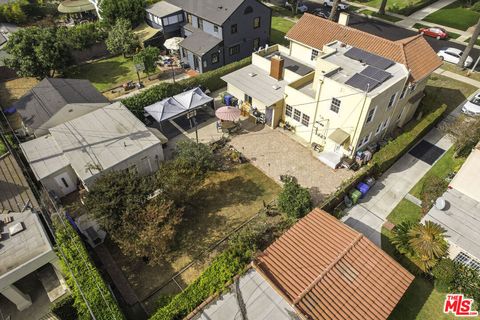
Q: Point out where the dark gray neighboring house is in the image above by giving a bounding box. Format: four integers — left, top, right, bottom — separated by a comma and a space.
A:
9, 78, 110, 137
146, 0, 271, 73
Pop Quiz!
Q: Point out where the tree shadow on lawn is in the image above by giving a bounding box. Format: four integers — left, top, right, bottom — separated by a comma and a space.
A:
424, 82, 473, 114
172, 176, 266, 258
66, 59, 133, 89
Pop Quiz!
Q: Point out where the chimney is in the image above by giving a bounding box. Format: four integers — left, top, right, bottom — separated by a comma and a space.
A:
338, 12, 350, 26
270, 55, 284, 80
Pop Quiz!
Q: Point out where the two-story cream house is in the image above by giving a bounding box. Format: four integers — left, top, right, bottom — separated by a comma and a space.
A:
221, 13, 441, 166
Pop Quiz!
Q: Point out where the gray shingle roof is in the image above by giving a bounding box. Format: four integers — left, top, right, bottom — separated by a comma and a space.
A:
166, 0, 243, 25
146, 1, 182, 17
11, 78, 109, 132
179, 28, 222, 55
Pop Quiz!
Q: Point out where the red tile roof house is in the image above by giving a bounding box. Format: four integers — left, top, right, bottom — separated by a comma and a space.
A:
191, 209, 414, 320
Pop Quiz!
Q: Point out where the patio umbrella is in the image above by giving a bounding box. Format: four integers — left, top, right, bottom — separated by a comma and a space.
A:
164, 37, 183, 51
215, 106, 241, 122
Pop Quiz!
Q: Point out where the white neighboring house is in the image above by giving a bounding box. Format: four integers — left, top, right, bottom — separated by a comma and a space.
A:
21, 102, 167, 198
422, 143, 480, 270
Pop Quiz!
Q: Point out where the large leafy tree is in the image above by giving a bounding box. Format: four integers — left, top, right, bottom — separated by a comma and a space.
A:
65, 22, 107, 51
278, 176, 312, 219
116, 198, 183, 265
105, 18, 140, 56
133, 46, 160, 75
5, 26, 72, 78
100, 0, 146, 26
408, 221, 449, 271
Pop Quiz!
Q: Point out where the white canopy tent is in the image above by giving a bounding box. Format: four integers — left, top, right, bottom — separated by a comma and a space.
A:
144, 87, 213, 122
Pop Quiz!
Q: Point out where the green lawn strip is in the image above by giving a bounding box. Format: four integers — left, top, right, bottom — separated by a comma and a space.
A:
386, 199, 422, 225
440, 62, 480, 82
424, 74, 477, 113
464, 37, 480, 46
423, 1, 480, 31
409, 147, 465, 198
271, 16, 296, 46
360, 9, 403, 22
349, 0, 432, 14
65, 55, 142, 92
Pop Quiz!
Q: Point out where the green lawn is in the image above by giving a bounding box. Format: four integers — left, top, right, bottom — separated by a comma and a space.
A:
350, 0, 432, 14
423, 1, 480, 31
65, 55, 139, 92
387, 199, 422, 225
271, 16, 296, 46
441, 60, 480, 80
360, 9, 403, 22
424, 74, 477, 113
412, 23, 461, 39
410, 147, 465, 198
464, 37, 480, 46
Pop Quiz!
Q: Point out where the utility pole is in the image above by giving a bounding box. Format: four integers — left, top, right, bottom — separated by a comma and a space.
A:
459, 17, 480, 69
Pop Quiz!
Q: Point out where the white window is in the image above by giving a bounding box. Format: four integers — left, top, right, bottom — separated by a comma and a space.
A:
286, 104, 293, 117
410, 83, 417, 93
214, 25, 218, 32
382, 117, 390, 130
375, 123, 382, 135
387, 93, 397, 108
330, 98, 341, 113
358, 132, 371, 148
366, 106, 376, 123
301, 114, 310, 127
293, 109, 301, 122
454, 252, 480, 271
311, 49, 319, 61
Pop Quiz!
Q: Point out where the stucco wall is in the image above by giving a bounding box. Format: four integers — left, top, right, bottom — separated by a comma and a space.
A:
41, 166, 78, 198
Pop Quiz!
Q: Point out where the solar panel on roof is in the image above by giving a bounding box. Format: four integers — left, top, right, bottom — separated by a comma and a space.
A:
360, 66, 392, 83
344, 47, 395, 70
345, 73, 380, 92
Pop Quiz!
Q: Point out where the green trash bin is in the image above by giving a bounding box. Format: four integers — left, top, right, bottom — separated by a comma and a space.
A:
350, 189, 362, 205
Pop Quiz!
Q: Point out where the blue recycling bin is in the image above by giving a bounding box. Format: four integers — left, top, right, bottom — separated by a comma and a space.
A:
224, 95, 233, 106
356, 182, 370, 198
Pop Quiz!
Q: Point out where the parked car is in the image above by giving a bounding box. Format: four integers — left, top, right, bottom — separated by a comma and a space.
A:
437, 47, 473, 67
323, 0, 349, 11
462, 93, 480, 116
313, 8, 338, 21
419, 27, 448, 40
285, 1, 308, 12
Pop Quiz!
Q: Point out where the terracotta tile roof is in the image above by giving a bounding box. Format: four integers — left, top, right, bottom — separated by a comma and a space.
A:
254, 208, 414, 320
286, 14, 442, 82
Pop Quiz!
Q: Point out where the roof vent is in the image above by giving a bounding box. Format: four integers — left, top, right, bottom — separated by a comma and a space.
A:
248, 72, 257, 77
272, 84, 281, 90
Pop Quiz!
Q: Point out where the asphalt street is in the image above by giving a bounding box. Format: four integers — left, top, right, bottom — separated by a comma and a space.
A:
302, 0, 480, 61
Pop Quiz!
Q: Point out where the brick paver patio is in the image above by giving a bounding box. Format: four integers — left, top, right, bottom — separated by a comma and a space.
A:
229, 127, 354, 204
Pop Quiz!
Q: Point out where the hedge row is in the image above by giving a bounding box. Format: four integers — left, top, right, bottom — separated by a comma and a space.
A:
321, 102, 447, 212
150, 242, 253, 320
122, 56, 252, 114
54, 217, 125, 320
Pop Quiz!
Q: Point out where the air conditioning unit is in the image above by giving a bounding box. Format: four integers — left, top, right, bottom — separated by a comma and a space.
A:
9, 222, 24, 236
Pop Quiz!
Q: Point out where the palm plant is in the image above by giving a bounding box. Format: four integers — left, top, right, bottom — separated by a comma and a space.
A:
391, 221, 416, 255
408, 221, 449, 271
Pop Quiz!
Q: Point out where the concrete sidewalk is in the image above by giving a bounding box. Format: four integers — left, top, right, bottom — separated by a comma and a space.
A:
342, 128, 453, 246
408, 0, 456, 21
435, 68, 480, 87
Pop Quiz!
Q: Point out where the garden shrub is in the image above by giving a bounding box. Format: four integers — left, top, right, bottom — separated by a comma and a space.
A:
472, 1, 480, 12
452, 263, 480, 306
278, 178, 312, 219
54, 217, 125, 320
51, 295, 78, 320
122, 57, 251, 114
432, 258, 456, 292
420, 175, 448, 213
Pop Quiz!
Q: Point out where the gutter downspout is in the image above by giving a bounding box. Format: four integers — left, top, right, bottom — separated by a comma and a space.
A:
350, 85, 370, 157
309, 77, 324, 144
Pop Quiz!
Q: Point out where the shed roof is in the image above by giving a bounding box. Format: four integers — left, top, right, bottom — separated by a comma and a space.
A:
449, 145, 480, 202
286, 14, 441, 82
422, 188, 480, 261
179, 28, 222, 56
221, 64, 288, 106
11, 78, 109, 132
254, 208, 414, 320
20, 134, 70, 180
166, 0, 247, 25
146, 1, 182, 17
48, 102, 162, 183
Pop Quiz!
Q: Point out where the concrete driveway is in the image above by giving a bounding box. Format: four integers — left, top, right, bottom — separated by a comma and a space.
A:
229, 126, 354, 204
